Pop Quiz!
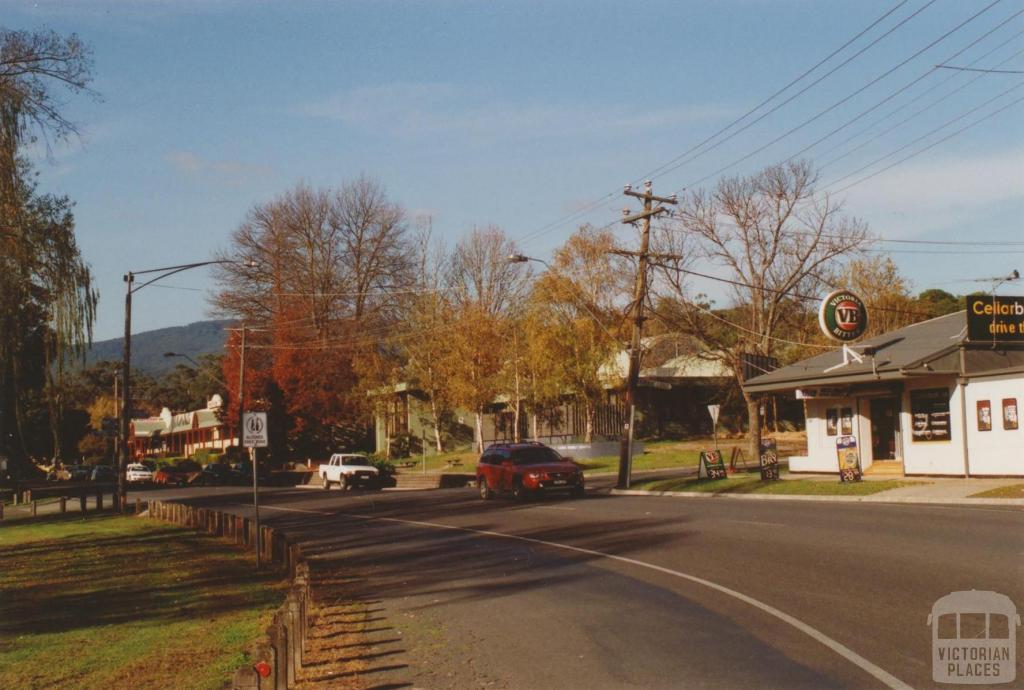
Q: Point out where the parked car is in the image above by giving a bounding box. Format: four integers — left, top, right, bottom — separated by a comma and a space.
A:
90, 465, 115, 482
67, 464, 92, 481
197, 463, 234, 486
476, 442, 584, 500
153, 467, 186, 486
126, 463, 154, 483
229, 463, 270, 486
318, 454, 380, 490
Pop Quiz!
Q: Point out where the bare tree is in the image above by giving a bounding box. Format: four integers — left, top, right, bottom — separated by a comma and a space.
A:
650, 160, 870, 459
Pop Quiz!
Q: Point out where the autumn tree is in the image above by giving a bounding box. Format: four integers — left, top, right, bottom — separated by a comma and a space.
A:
0, 29, 97, 471
838, 256, 920, 338
443, 226, 530, 452
522, 226, 627, 442
650, 161, 870, 460
213, 177, 414, 457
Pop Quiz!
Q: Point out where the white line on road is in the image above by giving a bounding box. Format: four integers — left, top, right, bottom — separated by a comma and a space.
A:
723, 519, 786, 528
250, 502, 911, 690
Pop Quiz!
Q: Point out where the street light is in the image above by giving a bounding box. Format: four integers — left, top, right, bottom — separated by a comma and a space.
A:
118, 259, 255, 513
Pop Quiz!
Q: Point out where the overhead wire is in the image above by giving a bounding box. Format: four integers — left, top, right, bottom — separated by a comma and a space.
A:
675, 0, 1006, 197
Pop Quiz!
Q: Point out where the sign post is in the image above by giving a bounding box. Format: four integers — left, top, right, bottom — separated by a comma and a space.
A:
242, 412, 268, 568
707, 404, 721, 450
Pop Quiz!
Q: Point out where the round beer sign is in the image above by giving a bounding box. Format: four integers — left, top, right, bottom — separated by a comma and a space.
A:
819, 289, 867, 342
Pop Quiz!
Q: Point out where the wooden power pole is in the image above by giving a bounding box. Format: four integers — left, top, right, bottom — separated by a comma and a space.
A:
617, 181, 677, 489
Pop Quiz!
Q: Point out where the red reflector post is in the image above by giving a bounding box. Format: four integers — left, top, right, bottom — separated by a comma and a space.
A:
254, 661, 272, 678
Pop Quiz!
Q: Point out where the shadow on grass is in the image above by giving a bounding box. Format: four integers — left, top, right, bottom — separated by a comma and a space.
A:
0, 514, 281, 637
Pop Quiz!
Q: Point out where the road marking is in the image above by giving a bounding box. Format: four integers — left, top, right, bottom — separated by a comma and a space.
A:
250, 502, 911, 690
723, 519, 786, 528
531, 505, 575, 511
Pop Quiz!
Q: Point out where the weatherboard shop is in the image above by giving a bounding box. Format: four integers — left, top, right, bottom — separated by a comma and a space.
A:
743, 295, 1024, 478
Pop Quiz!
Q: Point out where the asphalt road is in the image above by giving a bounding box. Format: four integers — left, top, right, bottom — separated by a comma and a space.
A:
132, 483, 1024, 689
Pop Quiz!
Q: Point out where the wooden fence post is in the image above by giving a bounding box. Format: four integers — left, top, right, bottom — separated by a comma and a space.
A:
60, 497, 67, 514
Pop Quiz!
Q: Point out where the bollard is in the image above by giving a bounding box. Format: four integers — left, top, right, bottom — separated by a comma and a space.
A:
135, 497, 141, 515
80, 494, 87, 513
24, 489, 31, 503
96, 492, 103, 511
31, 500, 37, 517
60, 496, 67, 514
0, 501, 4, 520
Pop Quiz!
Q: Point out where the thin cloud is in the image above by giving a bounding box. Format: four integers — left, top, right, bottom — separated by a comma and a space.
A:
298, 82, 735, 139
164, 150, 272, 186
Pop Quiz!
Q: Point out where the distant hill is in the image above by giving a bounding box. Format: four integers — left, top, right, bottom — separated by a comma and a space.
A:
86, 319, 235, 374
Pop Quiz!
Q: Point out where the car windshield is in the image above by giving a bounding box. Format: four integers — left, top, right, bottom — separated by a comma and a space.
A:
344, 456, 371, 466
511, 447, 564, 465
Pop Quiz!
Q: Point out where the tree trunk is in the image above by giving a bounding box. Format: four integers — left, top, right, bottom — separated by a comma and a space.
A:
584, 401, 595, 444
512, 399, 521, 443
429, 392, 444, 453
745, 393, 762, 463
474, 409, 484, 454
531, 412, 539, 442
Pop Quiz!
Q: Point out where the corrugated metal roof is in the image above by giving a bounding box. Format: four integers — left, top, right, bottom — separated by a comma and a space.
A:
743, 311, 967, 393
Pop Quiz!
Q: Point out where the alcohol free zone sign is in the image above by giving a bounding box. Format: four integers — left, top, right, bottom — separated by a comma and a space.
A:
819, 290, 868, 342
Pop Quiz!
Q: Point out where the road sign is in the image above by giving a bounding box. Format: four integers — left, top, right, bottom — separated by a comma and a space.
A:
243, 412, 268, 448
707, 404, 720, 426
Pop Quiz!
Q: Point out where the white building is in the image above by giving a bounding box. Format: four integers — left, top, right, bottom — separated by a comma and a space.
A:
744, 312, 1024, 477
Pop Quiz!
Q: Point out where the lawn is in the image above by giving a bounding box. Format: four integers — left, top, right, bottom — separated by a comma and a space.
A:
0, 513, 284, 690
969, 483, 1024, 499
630, 474, 919, 496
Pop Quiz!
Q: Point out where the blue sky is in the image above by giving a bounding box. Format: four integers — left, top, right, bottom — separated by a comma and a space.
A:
6, 0, 1024, 340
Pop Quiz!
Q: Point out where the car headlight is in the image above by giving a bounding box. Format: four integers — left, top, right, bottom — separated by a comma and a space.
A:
527, 472, 541, 480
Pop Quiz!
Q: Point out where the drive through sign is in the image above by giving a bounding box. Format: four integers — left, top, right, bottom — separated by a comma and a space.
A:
243, 412, 268, 448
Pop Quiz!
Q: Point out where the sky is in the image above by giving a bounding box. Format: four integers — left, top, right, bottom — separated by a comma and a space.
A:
5, 0, 1024, 340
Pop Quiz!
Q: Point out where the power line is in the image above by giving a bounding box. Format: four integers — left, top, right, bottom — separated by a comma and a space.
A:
829, 89, 1024, 194
936, 64, 1024, 73
677, 0, 1004, 194
514, 0, 914, 248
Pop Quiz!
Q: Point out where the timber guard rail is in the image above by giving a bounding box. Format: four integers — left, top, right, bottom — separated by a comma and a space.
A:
147, 499, 311, 689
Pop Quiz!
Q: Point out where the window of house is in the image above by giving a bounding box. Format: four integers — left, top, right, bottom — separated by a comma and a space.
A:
910, 388, 951, 442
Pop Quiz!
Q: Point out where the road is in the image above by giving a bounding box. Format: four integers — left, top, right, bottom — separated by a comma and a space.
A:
133, 482, 1024, 689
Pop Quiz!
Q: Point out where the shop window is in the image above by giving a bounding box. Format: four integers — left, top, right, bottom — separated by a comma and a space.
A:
826, 408, 838, 436
1003, 398, 1019, 431
910, 387, 951, 442
840, 407, 853, 436
977, 400, 992, 432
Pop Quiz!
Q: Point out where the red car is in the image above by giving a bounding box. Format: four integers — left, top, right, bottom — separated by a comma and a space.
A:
476, 442, 584, 500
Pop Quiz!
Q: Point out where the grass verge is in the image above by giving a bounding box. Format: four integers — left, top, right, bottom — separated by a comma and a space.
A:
630, 475, 920, 496
0, 512, 284, 690
969, 483, 1024, 499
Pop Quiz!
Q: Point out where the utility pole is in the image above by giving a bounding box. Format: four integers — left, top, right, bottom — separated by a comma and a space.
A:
617, 181, 677, 489
119, 273, 133, 513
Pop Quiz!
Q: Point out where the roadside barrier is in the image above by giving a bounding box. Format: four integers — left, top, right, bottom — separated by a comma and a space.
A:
147, 499, 311, 690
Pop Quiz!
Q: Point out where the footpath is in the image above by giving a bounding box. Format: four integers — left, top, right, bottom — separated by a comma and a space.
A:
609, 471, 1024, 506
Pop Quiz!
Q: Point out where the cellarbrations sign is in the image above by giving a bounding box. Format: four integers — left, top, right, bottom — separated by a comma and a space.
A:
966, 295, 1024, 342
818, 290, 868, 342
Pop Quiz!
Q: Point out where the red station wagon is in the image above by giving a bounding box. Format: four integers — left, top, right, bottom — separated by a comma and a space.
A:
476, 442, 585, 500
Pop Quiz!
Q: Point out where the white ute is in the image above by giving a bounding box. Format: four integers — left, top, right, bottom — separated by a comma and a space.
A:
318, 453, 380, 490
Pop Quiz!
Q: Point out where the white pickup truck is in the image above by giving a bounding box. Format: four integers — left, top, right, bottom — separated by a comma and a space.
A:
318, 453, 380, 490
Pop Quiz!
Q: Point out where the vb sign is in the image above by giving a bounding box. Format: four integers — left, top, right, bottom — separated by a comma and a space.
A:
819, 289, 867, 342
243, 412, 268, 448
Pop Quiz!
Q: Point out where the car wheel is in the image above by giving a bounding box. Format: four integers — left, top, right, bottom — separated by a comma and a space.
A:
321, 475, 330, 490
478, 478, 493, 500
341, 475, 350, 491
511, 479, 529, 501
571, 484, 585, 498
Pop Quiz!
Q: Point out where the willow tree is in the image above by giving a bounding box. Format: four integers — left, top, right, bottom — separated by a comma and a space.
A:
1, 29, 97, 471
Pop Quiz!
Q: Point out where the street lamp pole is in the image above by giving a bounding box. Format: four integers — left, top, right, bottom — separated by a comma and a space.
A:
118, 259, 249, 513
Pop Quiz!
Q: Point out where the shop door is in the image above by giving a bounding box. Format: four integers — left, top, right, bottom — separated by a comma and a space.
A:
870, 397, 899, 461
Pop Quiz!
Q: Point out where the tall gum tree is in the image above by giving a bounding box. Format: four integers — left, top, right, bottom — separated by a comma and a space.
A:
650, 161, 869, 460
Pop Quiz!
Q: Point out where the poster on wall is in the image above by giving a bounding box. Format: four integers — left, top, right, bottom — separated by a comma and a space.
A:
910, 388, 951, 442
836, 436, 862, 482
840, 407, 853, 436
1004, 399, 1019, 430
826, 409, 838, 436
977, 400, 992, 432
